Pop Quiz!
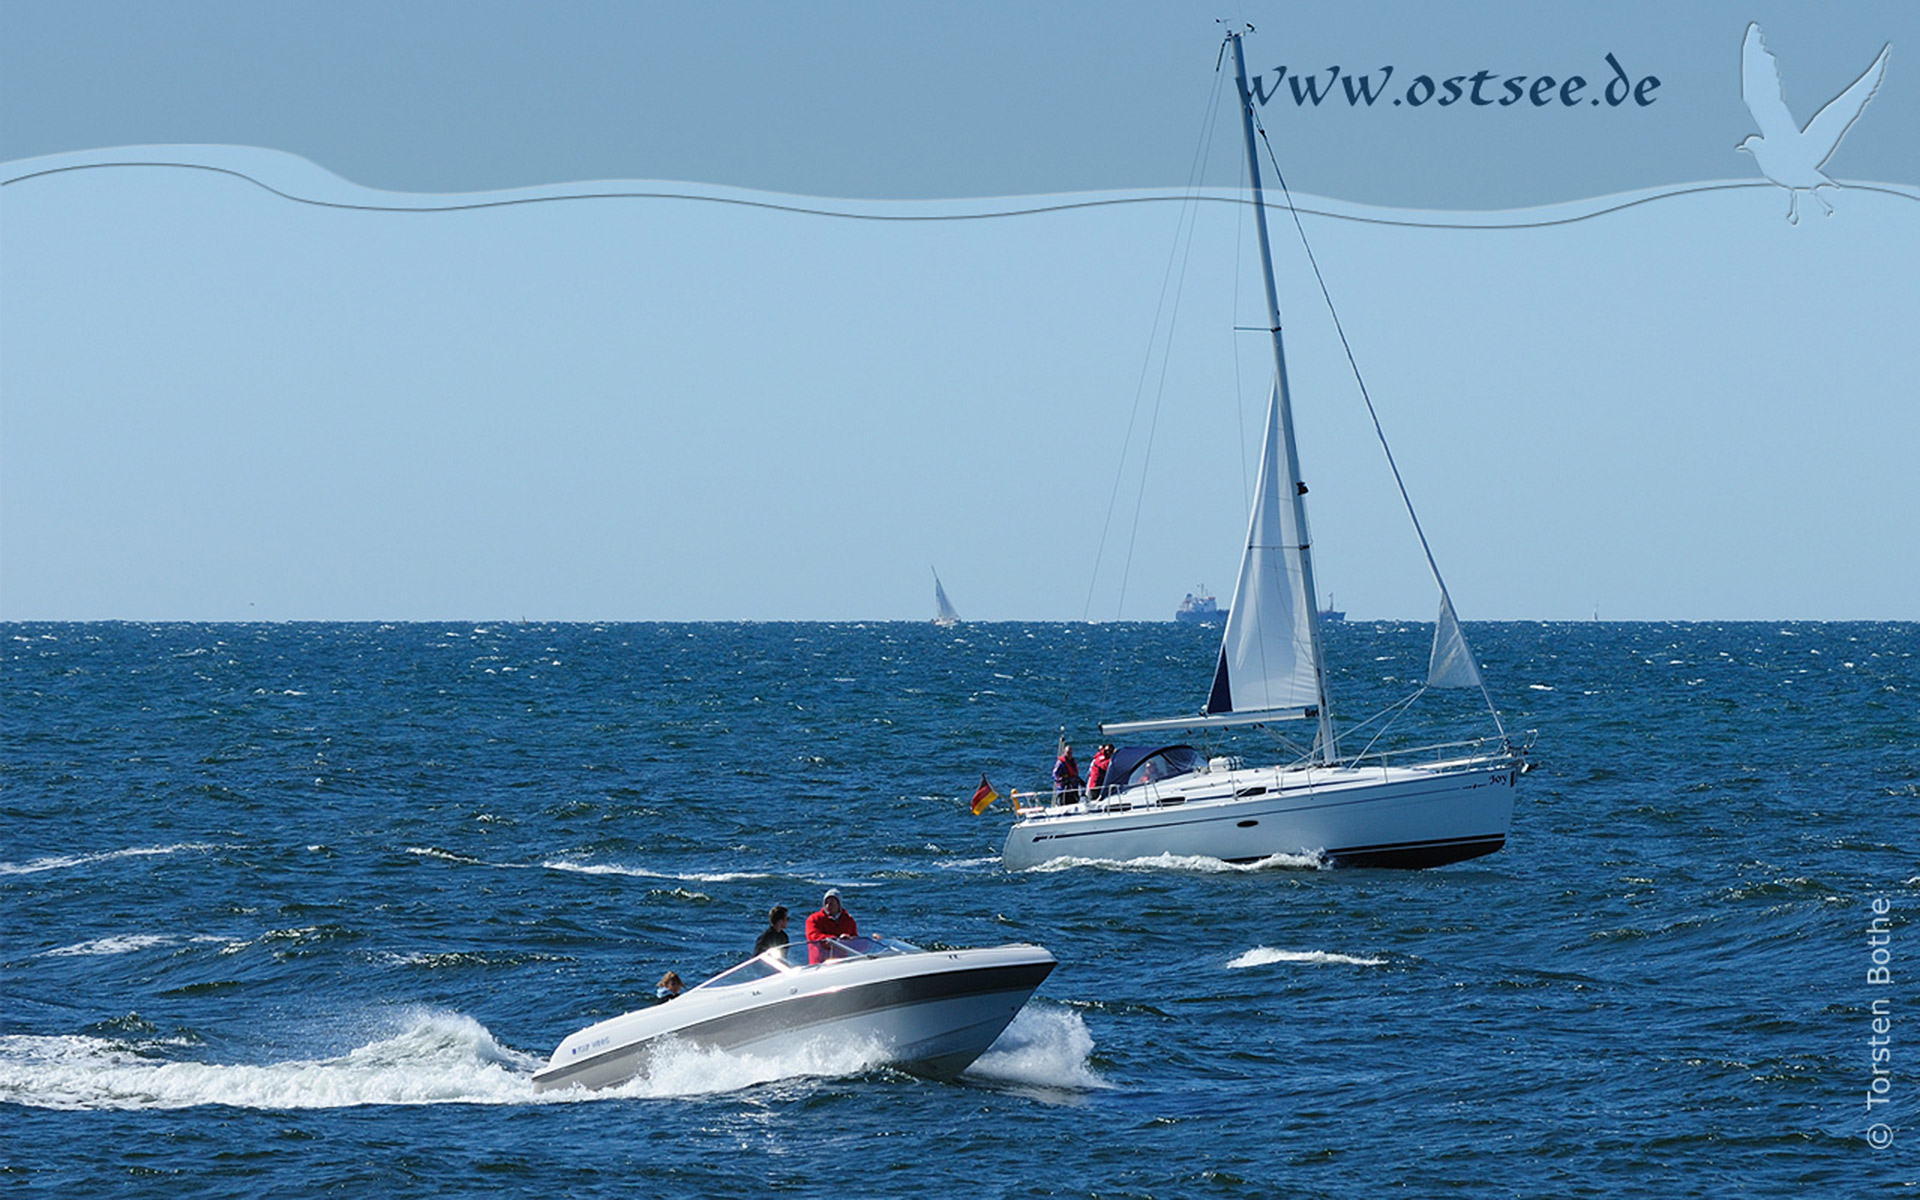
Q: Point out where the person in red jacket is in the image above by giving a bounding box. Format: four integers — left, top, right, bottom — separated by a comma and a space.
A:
805, 889, 858, 962
1086, 743, 1115, 799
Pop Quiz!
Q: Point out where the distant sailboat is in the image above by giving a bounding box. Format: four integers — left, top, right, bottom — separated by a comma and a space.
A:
932, 568, 962, 627
1002, 28, 1530, 871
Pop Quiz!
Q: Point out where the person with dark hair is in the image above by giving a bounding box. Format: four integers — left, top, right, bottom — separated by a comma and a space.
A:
1086, 743, 1115, 798
754, 905, 790, 956
656, 971, 684, 1001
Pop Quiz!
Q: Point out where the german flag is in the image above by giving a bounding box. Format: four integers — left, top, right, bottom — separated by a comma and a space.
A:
969, 775, 1001, 815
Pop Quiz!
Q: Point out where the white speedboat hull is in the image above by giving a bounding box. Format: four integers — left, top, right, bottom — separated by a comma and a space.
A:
1002, 755, 1518, 869
532, 942, 1054, 1093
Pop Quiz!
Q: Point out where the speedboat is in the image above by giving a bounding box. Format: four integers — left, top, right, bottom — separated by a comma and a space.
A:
530, 935, 1055, 1093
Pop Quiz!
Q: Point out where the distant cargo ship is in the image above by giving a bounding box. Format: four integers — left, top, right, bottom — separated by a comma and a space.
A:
1175, 589, 1225, 624
1175, 587, 1343, 623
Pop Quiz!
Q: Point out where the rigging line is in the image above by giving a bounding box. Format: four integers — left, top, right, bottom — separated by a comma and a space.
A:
1351, 686, 1430, 761
4, 159, 1885, 229
1080, 51, 1229, 723
1081, 62, 1226, 624
1249, 111, 1508, 737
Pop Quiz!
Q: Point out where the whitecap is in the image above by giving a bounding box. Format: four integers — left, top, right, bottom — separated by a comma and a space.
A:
406, 847, 488, 866
43, 934, 176, 958
540, 860, 770, 884
1227, 947, 1386, 969
0, 844, 214, 876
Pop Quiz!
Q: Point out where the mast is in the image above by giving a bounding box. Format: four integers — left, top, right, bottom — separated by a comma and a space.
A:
1227, 30, 1338, 764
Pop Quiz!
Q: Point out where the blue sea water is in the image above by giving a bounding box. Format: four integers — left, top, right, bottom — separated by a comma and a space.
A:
2, 620, 1914, 1197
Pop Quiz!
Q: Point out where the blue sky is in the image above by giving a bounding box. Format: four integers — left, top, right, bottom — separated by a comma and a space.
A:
3, 3, 1916, 620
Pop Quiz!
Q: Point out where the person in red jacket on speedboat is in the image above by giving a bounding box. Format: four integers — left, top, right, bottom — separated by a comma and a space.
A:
805, 889, 858, 963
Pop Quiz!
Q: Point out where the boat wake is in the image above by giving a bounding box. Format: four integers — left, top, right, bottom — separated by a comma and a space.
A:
1227, 947, 1387, 969
600, 1033, 902, 1099
2, 1003, 1102, 1110
1024, 850, 1327, 875
0, 1010, 541, 1111
965, 1005, 1105, 1092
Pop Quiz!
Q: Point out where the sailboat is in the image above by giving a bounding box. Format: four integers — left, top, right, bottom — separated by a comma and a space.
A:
932, 567, 963, 627
1001, 29, 1530, 871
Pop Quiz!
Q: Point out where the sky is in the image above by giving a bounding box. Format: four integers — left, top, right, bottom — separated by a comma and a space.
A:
2, 2, 1917, 621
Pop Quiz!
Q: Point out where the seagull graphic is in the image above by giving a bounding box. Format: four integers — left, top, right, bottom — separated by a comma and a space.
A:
1738, 22, 1891, 223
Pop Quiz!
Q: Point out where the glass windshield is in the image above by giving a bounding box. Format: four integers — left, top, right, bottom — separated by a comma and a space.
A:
693, 935, 922, 990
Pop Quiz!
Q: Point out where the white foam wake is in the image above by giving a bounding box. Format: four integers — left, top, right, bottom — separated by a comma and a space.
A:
0, 1010, 1041, 1109
965, 1005, 1104, 1092
0, 844, 215, 876
1227, 947, 1387, 969
600, 1033, 899, 1099
1027, 850, 1326, 874
541, 859, 773, 884
0, 1011, 542, 1111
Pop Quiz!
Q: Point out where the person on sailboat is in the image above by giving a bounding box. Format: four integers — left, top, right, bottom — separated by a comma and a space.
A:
1086, 744, 1115, 799
805, 889, 858, 963
1053, 743, 1083, 804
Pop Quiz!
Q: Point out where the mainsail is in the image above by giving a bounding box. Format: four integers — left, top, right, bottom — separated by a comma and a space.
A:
1206, 381, 1322, 721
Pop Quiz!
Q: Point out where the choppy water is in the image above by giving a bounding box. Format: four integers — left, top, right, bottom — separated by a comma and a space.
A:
3, 620, 1914, 1197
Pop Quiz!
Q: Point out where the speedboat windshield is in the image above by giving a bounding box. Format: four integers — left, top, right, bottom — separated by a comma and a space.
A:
693, 935, 922, 991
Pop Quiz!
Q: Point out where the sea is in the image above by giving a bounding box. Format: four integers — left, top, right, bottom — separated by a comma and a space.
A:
2, 620, 1913, 1197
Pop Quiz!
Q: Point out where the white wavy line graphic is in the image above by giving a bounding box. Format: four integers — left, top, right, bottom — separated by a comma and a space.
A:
5, 145, 1915, 231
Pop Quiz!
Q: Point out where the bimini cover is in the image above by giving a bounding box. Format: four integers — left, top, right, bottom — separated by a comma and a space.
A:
1101, 745, 1207, 794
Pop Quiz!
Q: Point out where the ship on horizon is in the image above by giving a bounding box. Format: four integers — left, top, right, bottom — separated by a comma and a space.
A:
1177, 586, 1343, 624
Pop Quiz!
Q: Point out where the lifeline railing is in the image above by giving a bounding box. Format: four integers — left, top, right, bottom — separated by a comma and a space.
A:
1008, 729, 1535, 815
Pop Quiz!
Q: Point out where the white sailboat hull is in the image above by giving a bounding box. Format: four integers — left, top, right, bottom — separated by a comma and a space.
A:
1002, 755, 1519, 870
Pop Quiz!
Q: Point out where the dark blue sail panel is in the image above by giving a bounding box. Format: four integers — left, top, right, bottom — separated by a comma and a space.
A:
1206, 647, 1233, 714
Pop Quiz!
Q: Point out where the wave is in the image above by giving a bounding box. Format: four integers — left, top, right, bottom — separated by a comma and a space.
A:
1227, 947, 1387, 969
541, 859, 773, 884
1025, 850, 1326, 874
42, 933, 232, 958
406, 846, 490, 866
0, 843, 214, 876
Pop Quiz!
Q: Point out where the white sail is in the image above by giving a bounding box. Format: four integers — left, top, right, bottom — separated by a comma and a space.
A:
932, 569, 961, 626
1206, 381, 1322, 719
1427, 591, 1485, 690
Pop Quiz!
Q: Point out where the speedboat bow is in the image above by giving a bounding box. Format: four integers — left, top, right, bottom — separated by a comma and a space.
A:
530, 935, 1056, 1093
